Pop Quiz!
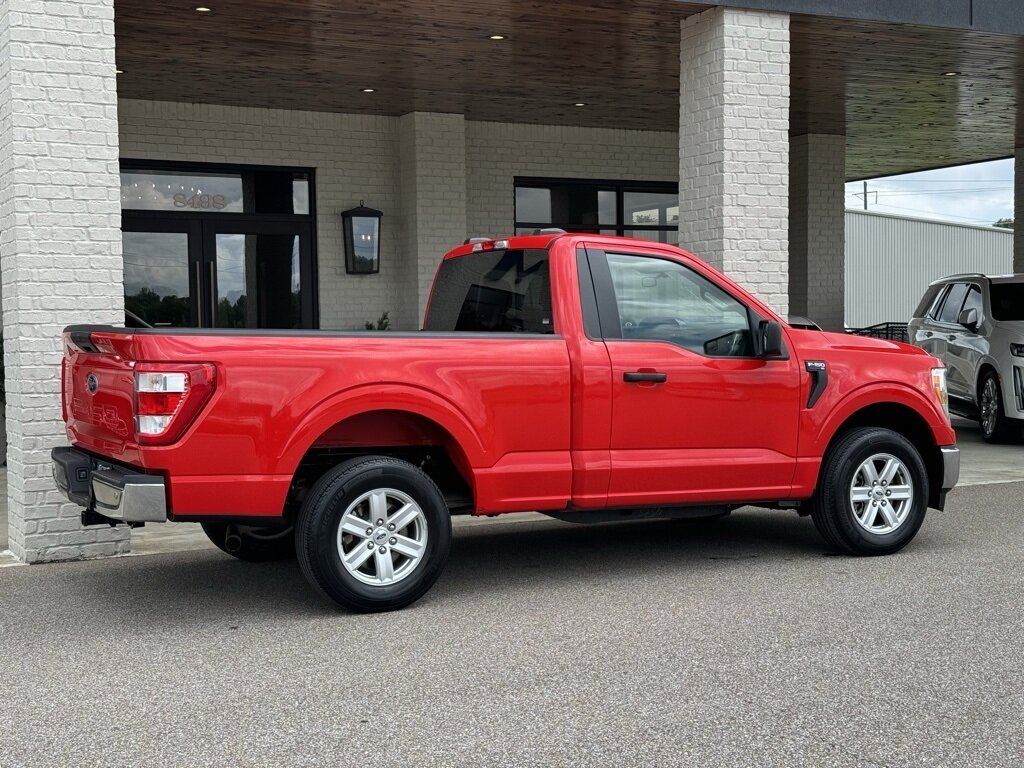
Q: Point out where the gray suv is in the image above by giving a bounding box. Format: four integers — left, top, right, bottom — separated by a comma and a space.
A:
909, 273, 1024, 442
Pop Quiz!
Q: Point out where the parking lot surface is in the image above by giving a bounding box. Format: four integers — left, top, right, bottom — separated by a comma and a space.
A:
1, 481, 1021, 767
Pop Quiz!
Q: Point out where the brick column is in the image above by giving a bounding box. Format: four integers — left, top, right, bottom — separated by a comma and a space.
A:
1, 0, 129, 561
679, 7, 790, 317
1015, 149, 1024, 274
398, 112, 467, 327
789, 134, 846, 330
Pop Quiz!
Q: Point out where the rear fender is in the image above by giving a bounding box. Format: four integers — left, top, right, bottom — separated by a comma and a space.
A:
278, 383, 487, 478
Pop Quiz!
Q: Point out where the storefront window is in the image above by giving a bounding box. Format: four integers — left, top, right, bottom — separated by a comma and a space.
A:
514, 178, 677, 242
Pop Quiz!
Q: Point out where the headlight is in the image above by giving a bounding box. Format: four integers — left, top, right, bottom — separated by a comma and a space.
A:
1011, 343, 1024, 358
931, 367, 949, 420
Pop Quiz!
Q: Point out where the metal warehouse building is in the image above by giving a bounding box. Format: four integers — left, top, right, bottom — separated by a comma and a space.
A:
3, 0, 1024, 562
845, 211, 1014, 329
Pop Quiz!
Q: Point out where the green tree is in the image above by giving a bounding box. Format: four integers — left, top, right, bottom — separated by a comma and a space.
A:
992, 218, 1014, 229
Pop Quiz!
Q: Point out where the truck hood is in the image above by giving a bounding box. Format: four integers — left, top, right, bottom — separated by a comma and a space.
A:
787, 328, 932, 358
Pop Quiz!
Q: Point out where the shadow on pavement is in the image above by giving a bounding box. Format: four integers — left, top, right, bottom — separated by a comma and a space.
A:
59, 508, 837, 620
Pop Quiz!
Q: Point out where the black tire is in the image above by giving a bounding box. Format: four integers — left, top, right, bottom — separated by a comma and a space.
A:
295, 456, 452, 612
810, 427, 928, 556
201, 521, 296, 562
978, 370, 1018, 444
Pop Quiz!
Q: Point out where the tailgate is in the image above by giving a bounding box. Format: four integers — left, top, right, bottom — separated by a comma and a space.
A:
63, 328, 139, 458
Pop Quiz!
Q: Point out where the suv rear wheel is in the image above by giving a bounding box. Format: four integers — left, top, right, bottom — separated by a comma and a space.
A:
811, 427, 928, 555
979, 370, 1018, 443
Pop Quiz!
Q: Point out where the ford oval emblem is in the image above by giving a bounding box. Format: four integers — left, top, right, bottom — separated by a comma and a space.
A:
86, 373, 99, 394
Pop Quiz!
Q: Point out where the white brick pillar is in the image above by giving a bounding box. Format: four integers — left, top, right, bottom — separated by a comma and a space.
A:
679, 7, 790, 317
789, 134, 846, 330
1015, 149, 1024, 274
1, 0, 129, 561
398, 112, 467, 327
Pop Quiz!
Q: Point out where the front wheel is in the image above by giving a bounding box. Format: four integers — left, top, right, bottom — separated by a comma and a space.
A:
811, 427, 928, 556
295, 456, 452, 612
979, 371, 1018, 443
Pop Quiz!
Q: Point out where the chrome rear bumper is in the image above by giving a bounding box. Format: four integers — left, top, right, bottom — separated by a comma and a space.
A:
52, 447, 167, 523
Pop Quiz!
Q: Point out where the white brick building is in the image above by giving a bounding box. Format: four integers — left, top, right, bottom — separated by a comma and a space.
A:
3, 0, 1024, 560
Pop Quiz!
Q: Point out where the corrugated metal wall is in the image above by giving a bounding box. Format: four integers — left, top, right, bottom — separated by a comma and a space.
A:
844, 210, 1013, 328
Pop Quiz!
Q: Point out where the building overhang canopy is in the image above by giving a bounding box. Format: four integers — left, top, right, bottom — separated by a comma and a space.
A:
114, 0, 1024, 180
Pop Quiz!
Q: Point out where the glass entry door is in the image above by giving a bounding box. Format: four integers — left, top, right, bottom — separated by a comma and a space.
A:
122, 217, 314, 329
206, 221, 314, 329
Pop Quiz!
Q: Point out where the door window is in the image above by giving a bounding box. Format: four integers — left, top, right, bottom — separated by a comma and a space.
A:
960, 284, 983, 324
936, 283, 969, 324
604, 253, 752, 357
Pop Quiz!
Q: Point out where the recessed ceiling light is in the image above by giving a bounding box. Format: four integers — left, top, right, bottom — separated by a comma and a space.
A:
489, 34, 506, 40
943, 71, 961, 76
574, 102, 586, 107
194, 6, 212, 12
361, 88, 376, 93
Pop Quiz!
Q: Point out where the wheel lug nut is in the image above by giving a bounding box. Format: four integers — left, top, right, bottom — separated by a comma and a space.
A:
366, 542, 374, 550
375, 519, 384, 526
378, 546, 387, 554
882, 481, 887, 487
387, 523, 395, 531
389, 537, 397, 545
365, 527, 373, 536
885, 490, 891, 496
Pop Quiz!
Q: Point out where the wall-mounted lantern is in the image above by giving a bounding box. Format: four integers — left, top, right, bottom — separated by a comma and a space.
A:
342, 201, 383, 274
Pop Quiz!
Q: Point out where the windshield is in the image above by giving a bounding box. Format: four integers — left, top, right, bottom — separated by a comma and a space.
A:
989, 283, 1024, 321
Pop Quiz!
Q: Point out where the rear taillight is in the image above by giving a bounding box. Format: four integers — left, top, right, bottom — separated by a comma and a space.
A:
134, 363, 216, 445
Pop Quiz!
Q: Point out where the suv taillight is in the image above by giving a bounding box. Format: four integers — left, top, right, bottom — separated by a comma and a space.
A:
134, 363, 216, 445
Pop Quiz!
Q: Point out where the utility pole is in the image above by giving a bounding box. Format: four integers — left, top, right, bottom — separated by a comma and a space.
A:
863, 180, 868, 211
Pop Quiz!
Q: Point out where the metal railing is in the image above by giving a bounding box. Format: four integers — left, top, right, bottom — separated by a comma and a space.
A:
846, 322, 909, 343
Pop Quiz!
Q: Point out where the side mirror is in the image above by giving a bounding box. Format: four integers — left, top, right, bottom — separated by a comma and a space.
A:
958, 307, 979, 333
760, 320, 785, 358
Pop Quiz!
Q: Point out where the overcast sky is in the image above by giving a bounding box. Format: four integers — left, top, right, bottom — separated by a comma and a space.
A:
844, 158, 1014, 228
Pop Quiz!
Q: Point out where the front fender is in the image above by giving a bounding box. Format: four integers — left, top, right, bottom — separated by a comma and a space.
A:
808, 381, 954, 458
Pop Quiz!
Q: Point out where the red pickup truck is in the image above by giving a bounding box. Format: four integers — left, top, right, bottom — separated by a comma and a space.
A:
54, 233, 959, 611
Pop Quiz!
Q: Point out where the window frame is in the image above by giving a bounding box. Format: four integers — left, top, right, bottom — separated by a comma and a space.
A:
514, 177, 678, 241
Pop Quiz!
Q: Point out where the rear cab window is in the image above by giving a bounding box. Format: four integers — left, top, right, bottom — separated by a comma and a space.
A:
424, 249, 554, 333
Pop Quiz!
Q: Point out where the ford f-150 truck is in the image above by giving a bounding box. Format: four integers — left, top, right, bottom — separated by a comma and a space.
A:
53, 233, 960, 611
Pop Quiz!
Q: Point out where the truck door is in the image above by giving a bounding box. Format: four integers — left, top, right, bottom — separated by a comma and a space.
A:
584, 245, 802, 506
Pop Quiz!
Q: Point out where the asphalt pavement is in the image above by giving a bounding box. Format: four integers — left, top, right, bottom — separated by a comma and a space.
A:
1, 481, 1022, 767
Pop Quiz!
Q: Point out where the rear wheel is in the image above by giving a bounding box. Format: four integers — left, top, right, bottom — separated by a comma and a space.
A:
979, 370, 1018, 443
295, 456, 452, 612
201, 521, 296, 561
811, 427, 928, 555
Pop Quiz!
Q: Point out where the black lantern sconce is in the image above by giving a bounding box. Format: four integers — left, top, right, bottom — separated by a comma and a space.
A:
342, 201, 383, 274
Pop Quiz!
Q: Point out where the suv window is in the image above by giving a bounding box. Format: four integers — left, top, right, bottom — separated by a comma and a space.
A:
936, 282, 969, 324
423, 249, 554, 333
914, 284, 944, 318
604, 252, 752, 357
990, 283, 1024, 321
961, 283, 983, 322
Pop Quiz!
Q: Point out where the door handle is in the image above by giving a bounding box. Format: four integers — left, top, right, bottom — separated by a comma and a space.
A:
209, 261, 217, 327
624, 371, 667, 383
